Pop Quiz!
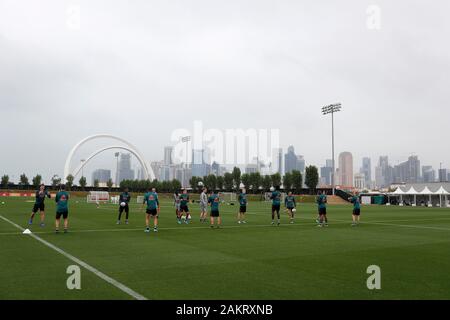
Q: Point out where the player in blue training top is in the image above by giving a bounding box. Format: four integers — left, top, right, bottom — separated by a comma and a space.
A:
142, 187, 160, 233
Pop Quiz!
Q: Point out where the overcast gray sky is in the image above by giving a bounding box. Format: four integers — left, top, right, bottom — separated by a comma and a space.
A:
1, 0, 449, 183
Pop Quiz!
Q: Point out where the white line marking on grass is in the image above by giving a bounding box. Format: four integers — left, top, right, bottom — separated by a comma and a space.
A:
0, 215, 148, 300
332, 218, 450, 232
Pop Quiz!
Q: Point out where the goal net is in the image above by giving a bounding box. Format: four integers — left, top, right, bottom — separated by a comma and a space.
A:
110, 195, 120, 205
220, 192, 237, 203
87, 191, 110, 203
264, 192, 286, 202
137, 196, 145, 204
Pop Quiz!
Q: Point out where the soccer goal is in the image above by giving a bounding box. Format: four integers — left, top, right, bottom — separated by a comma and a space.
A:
221, 192, 237, 203
87, 191, 110, 203
110, 195, 120, 205
264, 192, 286, 202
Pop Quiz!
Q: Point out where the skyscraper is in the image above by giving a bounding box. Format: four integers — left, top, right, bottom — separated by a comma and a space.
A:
92, 169, 111, 184
439, 168, 448, 182
320, 159, 333, 186
338, 152, 353, 187
284, 146, 304, 174
422, 166, 436, 183
360, 157, 372, 188
164, 146, 173, 166
375, 156, 393, 188
117, 153, 135, 183
393, 155, 421, 183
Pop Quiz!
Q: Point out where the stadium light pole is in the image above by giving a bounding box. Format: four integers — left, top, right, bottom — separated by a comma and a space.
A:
115, 152, 120, 187
322, 103, 342, 196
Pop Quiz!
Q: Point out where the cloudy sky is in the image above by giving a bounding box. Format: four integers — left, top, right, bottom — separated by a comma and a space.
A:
1, 0, 449, 183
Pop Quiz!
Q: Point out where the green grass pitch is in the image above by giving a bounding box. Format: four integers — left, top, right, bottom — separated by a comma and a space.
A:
1, 196, 450, 300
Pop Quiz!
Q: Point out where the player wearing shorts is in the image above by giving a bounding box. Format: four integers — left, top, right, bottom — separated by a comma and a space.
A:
237, 188, 247, 224
117, 188, 131, 225
179, 189, 191, 224
285, 191, 296, 224
209, 190, 221, 228
29, 184, 51, 227
350, 193, 361, 226
174, 191, 181, 223
200, 188, 208, 223
142, 187, 160, 233
55, 185, 70, 233
271, 187, 282, 226
317, 191, 328, 227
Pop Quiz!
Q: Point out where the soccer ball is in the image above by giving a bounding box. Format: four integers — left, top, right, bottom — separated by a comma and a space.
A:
198, 181, 204, 187
120, 202, 126, 207
269, 187, 275, 192
292, 208, 297, 212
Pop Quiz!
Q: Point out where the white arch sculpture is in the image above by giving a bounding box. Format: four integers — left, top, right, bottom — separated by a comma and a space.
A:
64, 134, 155, 182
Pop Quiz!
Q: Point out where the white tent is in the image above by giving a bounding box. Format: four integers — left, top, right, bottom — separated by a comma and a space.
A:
435, 186, 450, 207
389, 187, 407, 206
419, 186, 434, 207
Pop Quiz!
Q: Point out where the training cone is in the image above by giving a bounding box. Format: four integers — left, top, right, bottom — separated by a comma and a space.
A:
23, 229, 32, 235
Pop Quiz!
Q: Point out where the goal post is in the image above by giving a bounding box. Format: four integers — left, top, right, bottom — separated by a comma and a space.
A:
87, 191, 110, 203
220, 192, 237, 203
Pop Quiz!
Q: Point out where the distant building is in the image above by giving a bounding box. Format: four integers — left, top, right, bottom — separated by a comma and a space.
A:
192, 149, 211, 178
92, 169, 111, 184
320, 160, 333, 186
164, 146, 173, 166
360, 157, 372, 188
284, 146, 305, 174
338, 152, 353, 187
118, 153, 135, 183
274, 148, 283, 175
439, 168, 448, 182
245, 164, 258, 174
422, 166, 436, 183
375, 156, 394, 188
393, 155, 421, 183
354, 173, 366, 190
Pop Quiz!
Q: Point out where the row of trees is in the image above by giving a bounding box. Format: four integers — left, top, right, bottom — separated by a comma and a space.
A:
1, 165, 319, 194
119, 179, 182, 193
0, 173, 113, 191
189, 166, 319, 194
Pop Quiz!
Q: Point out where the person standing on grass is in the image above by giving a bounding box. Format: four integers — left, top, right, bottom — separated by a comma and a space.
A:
29, 183, 51, 227
237, 188, 247, 224
179, 188, 191, 224
209, 190, 221, 228
285, 191, 296, 224
117, 187, 131, 225
55, 184, 70, 233
142, 187, 160, 233
317, 191, 328, 227
270, 186, 282, 226
174, 190, 181, 223
200, 187, 208, 223
350, 192, 361, 226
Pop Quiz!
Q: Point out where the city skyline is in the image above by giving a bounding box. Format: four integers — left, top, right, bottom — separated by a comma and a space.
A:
1, 1, 450, 184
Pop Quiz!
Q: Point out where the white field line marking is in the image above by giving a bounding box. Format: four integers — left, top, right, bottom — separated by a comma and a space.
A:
332, 218, 450, 232
2, 216, 450, 236
0, 215, 147, 300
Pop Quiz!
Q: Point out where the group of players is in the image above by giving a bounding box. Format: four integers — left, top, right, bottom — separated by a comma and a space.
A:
27, 184, 362, 233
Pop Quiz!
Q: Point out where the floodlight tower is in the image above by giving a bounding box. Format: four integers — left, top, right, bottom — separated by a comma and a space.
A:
322, 103, 342, 195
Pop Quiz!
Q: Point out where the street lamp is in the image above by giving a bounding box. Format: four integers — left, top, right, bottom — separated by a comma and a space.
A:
322, 103, 342, 195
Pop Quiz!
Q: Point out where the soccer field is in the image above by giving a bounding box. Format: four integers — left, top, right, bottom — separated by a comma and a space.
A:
1, 197, 450, 300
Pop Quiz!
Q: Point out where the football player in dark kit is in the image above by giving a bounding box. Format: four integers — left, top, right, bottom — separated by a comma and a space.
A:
55, 184, 70, 233
270, 186, 282, 226
28, 184, 51, 227
117, 187, 131, 225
